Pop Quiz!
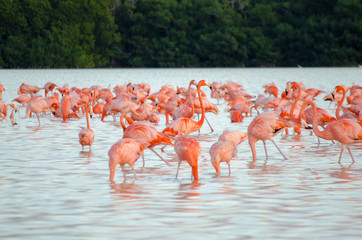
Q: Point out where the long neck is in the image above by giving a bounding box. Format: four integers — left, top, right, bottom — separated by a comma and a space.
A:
302, 100, 333, 140
197, 84, 205, 126
86, 107, 90, 129
290, 85, 302, 124
120, 114, 134, 132
335, 88, 346, 120
188, 82, 195, 115
91, 90, 96, 114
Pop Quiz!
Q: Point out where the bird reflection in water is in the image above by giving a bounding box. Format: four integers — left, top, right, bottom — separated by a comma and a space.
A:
79, 150, 94, 164
109, 180, 144, 200
177, 181, 203, 200
329, 163, 362, 183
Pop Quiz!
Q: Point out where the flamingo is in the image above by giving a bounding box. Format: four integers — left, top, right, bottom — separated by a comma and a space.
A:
44, 82, 58, 97
210, 141, 236, 175
12, 95, 31, 107
162, 80, 212, 137
17, 83, 41, 95
210, 130, 248, 175
0, 83, 5, 98
9, 104, 19, 125
60, 88, 71, 122
218, 130, 248, 147
174, 136, 200, 181
78, 105, 95, 151
300, 99, 362, 162
248, 111, 292, 160
108, 138, 148, 181
289, 82, 335, 137
120, 114, 173, 167
19, 95, 57, 125
173, 80, 197, 120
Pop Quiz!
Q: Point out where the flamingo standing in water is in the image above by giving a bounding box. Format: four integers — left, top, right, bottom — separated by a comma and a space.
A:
174, 136, 201, 181
108, 138, 148, 181
173, 80, 197, 120
300, 99, 362, 162
120, 114, 173, 167
210, 130, 248, 175
248, 111, 292, 160
60, 88, 71, 122
44, 82, 57, 97
163, 80, 212, 137
19, 95, 57, 125
78, 105, 95, 151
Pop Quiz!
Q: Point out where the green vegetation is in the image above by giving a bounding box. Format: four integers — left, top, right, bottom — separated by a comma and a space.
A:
1, 0, 361, 68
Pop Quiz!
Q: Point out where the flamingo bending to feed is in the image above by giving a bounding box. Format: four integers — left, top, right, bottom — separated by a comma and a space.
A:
174, 136, 201, 181
248, 111, 292, 160
210, 130, 248, 175
120, 114, 173, 167
108, 138, 148, 181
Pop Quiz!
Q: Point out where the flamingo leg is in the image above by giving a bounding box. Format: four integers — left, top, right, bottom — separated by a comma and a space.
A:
338, 146, 345, 163
263, 140, 268, 160
204, 115, 214, 133
142, 152, 145, 167
317, 137, 321, 147
121, 164, 126, 179
347, 146, 355, 163
271, 139, 288, 160
227, 162, 231, 176
130, 164, 137, 179
176, 159, 182, 180
36, 113, 41, 126
150, 148, 170, 166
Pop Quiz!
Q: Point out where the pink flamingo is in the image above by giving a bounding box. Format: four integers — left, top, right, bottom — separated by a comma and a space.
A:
210, 141, 236, 175
0, 83, 5, 98
12, 95, 31, 107
173, 80, 197, 120
210, 130, 248, 175
43, 82, 58, 97
108, 138, 148, 181
174, 136, 200, 181
163, 80, 212, 137
78, 105, 95, 151
301, 99, 362, 162
17, 83, 41, 95
120, 114, 173, 167
248, 111, 292, 160
19, 95, 57, 125
218, 130, 248, 147
60, 88, 71, 122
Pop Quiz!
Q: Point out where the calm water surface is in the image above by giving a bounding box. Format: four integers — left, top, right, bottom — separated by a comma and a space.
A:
0, 68, 362, 239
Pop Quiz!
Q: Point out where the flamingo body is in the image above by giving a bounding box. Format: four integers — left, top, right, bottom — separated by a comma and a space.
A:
174, 136, 200, 180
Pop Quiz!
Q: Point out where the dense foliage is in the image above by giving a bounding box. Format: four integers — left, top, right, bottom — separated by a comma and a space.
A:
0, 0, 361, 68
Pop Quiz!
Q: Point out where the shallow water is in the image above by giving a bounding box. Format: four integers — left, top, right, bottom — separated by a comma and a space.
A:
1, 68, 362, 239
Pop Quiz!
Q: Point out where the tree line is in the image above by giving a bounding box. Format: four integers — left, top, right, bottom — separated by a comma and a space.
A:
0, 0, 361, 68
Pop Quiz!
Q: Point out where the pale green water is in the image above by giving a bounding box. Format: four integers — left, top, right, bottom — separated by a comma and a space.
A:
0, 68, 361, 239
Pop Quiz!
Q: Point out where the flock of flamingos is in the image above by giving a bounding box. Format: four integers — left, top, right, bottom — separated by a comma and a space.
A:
1, 80, 362, 182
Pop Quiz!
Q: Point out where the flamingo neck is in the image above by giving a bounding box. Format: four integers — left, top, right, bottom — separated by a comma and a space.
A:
290, 84, 302, 124
302, 100, 333, 140
86, 107, 90, 129
188, 81, 195, 115
120, 114, 134, 132
335, 88, 346, 120
197, 84, 205, 126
